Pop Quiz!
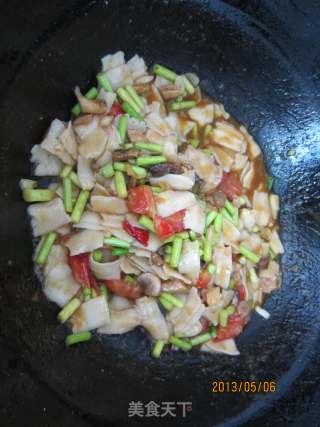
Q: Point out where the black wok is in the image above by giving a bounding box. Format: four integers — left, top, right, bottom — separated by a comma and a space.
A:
1, 0, 320, 426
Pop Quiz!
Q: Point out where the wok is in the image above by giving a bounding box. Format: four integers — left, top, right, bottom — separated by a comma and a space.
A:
1, 0, 320, 426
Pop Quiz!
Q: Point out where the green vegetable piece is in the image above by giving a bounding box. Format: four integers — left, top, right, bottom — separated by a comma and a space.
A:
100, 163, 115, 178
104, 236, 131, 248
71, 87, 98, 116
138, 215, 155, 232
169, 100, 197, 111
114, 171, 127, 198
118, 115, 128, 144
136, 155, 167, 167
121, 102, 143, 120
134, 142, 163, 153
65, 331, 92, 346
153, 64, 177, 82
58, 298, 81, 323
169, 336, 192, 352
190, 332, 212, 347
160, 292, 184, 308
170, 237, 183, 268
125, 85, 144, 110
63, 177, 73, 213
239, 244, 260, 264
96, 72, 113, 92
71, 190, 90, 223
152, 340, 165, 358
35, 231, 57, 264
22, 189, 55, 202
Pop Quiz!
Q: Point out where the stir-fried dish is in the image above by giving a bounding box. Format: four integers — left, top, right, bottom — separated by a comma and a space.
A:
20, 51, 284, 356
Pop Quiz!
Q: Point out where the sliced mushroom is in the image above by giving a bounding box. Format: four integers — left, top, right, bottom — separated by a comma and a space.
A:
112, 149, 140, 160
151, 252, 164, 266
137, 273, 161, 296
149, 162, 184, 177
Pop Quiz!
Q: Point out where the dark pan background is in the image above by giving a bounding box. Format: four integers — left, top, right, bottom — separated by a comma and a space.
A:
1, 1, 320, 426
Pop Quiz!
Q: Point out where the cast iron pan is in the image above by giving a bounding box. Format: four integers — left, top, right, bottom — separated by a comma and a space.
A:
1, 0, 320, 426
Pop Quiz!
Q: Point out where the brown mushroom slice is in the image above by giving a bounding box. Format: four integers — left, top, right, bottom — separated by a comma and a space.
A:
112, 149, 139, 161
137, 273, 161, 296
74, 87, 107, 114
149, 162, 184, 177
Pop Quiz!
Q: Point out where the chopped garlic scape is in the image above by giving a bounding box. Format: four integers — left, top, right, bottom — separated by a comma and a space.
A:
21, 50, 283, 356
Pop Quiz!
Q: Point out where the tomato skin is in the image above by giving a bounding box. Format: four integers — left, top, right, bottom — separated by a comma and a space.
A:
127, 186, 155, 218
196, 271, 212, 289
200, 317, 210, 332
69, 253, 98, 291
236, 284, 246, 302
214, 312, 246, 342
154, 209, 186, 239
123, 220, 149, 246
109, 103, 124, 116
219, 172, 242, 200
101, 279, 142, 299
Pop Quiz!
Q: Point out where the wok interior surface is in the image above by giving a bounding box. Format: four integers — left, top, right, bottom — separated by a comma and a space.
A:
1, 0, 320, 425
